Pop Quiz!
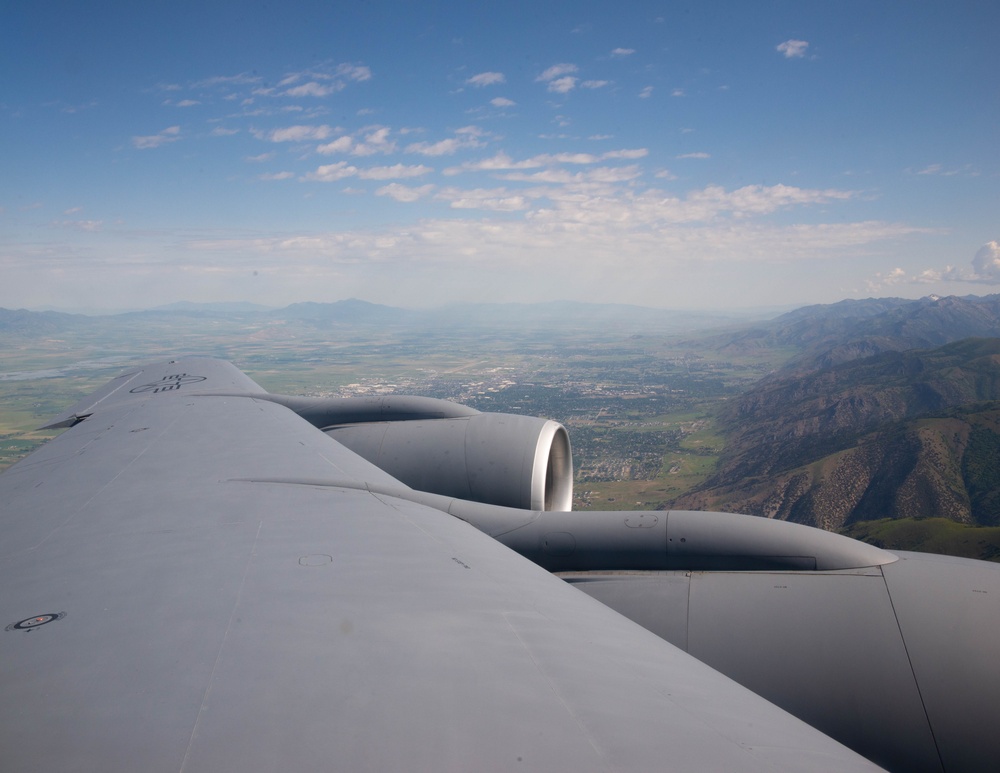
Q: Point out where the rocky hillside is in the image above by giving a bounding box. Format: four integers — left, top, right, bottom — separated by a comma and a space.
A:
672, 338, 1000, 530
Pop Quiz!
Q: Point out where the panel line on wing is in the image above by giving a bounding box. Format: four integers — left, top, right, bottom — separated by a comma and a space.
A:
879, 565, 946, 773
178, 517, 265, 773
502, 612, 613, 771
26, 403, 182, 553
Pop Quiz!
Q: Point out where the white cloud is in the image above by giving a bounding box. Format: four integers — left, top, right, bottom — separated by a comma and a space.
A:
582, 80, 609, 89
317, 136, 355, 154
611, 48, 635, 57
285, 81, 338, 97
358, 164, 432, 180
352, 126, 396, 155
257, 124, 336, 142
537, 63, 578, 82
406, 126, 486, 156
276, 64, 371, 96
194, 73, 262, 88
245, 153, 275, 162
549, 77, 578, 94
446, 149, 647, 174
639, 86, 653, 99
971, 240, 1000, 281
671, 89, 685, 97
176, 99, 200, 107
210, 126, 239, 136
55, 219, 103, 232
337, 63, 372, 82
602, 148, 648, 159
376, 183, 434, 202
676, 152, 710, 159
259, 171, 295, 181
880, 241, 1000, 288
490, 97, 515, 107
497, 165, 642, 184
436, 187, 529, 212
303, 162, 431, 182
406, 138, 465, 156
303, 162, 358, 182
777, 39, 809, 59
132, 126, 181, 149
174, 188, 922, 307
536, 65, 582, 94
467, 72, 505, 87
914, 163, 979, 177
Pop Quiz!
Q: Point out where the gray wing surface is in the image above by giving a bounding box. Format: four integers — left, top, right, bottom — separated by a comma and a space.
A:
0, 358, 883, 772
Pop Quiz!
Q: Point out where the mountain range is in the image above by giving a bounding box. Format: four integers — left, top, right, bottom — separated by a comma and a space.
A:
667, 294, 1000, 543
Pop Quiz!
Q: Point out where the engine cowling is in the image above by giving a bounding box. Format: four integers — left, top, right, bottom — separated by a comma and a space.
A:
324, 413, 573, 511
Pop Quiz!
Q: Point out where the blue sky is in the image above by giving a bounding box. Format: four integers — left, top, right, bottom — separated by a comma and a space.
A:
2, 1, 997, 312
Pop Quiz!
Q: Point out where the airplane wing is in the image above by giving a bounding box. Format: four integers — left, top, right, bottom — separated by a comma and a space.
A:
0, 358, 884, 772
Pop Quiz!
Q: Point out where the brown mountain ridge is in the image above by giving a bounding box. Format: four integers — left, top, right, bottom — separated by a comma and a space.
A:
672, 337, 1000, 530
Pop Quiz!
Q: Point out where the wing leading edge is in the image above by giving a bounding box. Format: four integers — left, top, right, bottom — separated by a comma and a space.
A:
0, 358, 884, 772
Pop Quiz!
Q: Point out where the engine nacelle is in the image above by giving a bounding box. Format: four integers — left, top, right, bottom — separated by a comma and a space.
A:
324, 413, 573, 511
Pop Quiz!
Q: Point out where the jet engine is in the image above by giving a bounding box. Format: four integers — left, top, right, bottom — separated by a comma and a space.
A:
324, 414, 573, 511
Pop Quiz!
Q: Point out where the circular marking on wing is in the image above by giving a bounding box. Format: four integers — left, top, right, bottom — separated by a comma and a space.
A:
129, 375, 207, 393
299, 554, 334, 566
6, 612, 66, 632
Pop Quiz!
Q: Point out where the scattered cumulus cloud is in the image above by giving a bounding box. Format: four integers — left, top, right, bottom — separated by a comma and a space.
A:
777, 39, 809, 59
359, 163, 433, 180
245, 153, 275, 162
317, 136, 354, 154
868, 241, 1000, 290
914, 163, 979, 177
132, 126, 181, 149
548, 77, 578, 94
256, 124, 336, 142
317, 126, 397, 156
671, 89, 685, 97
259, 171, 295, 181
303, 162, 432, 182
303, 162, 358, 182
277, 64, 371, 95
210, 126, 239, 136
639, 86, 653, 98
676, 152, 710, 159
490, 97, 515, 107
194, 73, 263, 89
466, 72, 505, 87
285, 82, 338, 97
537, 64, 579, 93
971, 241, 1000, 280
376, 183, 434, 202
497, 165, 642, 184
55, 219, 103, 232
538, 63, 578, 81
436, 187, 529, 212
445, 148, 648, 174
406, 126, 487, 156
611, 48, 635, 57
582, 80, 609, 89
